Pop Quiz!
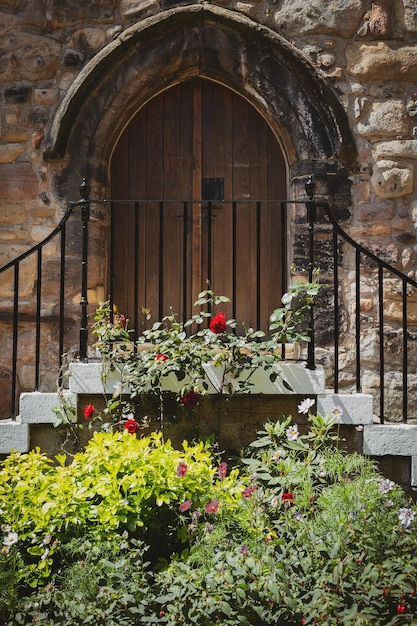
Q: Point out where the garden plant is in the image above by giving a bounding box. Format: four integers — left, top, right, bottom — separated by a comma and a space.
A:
0, 404, 416, 625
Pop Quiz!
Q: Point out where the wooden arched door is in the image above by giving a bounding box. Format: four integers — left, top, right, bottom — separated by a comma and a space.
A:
110, 79, 287, 333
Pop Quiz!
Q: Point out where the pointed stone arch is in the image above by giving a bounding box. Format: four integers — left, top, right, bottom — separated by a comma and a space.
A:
44, 4, 356, 200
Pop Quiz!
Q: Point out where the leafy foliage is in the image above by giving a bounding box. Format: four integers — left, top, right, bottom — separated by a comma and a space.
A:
90, 277, 323, 425
1, 410, 417, 624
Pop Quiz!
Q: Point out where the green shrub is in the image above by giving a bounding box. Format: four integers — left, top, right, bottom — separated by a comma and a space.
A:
1, 412, 417, 625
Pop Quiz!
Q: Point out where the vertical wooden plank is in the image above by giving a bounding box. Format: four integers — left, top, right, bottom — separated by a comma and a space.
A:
110, 128, 130, 318
162, 85, 182, 316
267, 129, 286, 316
191, 80, 203, 306
180, 81, 195, 318
232, 96, 256, 330
205, 82, 233, 320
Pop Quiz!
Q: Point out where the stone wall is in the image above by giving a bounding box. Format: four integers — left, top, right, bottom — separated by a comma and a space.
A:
1, 0, 417, 420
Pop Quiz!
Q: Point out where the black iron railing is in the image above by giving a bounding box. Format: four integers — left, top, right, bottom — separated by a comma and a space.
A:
1, 178, 417, 423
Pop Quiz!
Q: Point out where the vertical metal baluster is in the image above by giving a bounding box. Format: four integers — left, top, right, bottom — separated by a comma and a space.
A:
133, 201, 139, 343
402, 279, 408, 423
256, 201, 261, 332
355, 249, 361, 392
333, 226, 339, 393
79, 178, 91, 362
58, 223, 66, 386
305, 178, 316, 370
182, 202, 188, 325
207, 201, 212, 292
280, 201, 287, 359
232, 201, 237, 323
158, 202, 164, 320
109, 201, 115, 323
11, 263, 19, 418
378, 266, 385, 424
35, 248, 42, 390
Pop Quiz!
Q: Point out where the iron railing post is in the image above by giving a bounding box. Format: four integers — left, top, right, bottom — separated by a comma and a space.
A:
305, 176, 316, 370
79, 178, 91, 361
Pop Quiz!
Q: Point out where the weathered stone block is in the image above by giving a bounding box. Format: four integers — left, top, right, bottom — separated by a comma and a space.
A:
0, 163, 38, 201
1, 31, 61, 81
50, 0, 117, 25
356, 101, 408, 137
20, 391, 77, 424
0, 144, 25, 163
273, 0, 365, 37
374, 140, 417, 160
346, 42, 417, 82
317, 393, 373, 424
371, 160, 414, 199
0, 420, 29, 453
363, 424, 417, 456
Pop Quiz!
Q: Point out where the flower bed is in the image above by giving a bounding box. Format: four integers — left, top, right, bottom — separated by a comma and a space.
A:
1, 408, 416, 625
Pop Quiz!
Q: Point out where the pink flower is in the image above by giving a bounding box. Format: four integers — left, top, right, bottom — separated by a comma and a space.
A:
218, 462, 227, 479
176, 462, 187, 478
83, 404, 95, 420
209, 312, 226, 334
179, 499, 193, 513
124, 418, 139, 434
181, 391, 200, 409
205, 500, 219, 514
242, 485, 257, 498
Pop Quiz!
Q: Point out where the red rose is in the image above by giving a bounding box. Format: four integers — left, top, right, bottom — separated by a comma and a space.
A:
124, 418, 139, 434
209, 312, 226, 334
181, 391, 200, 409
83, 404, 95, 420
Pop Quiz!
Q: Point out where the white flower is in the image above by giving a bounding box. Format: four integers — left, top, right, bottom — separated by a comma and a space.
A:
41, 548, 50, 561
286, 423, 299, 441
298, 398, 315, 415
1, 524, 11, 533
378, 479, 395, 495
332, 406, 343, 419
398, 507, 415, 528
3, 531, 18, 547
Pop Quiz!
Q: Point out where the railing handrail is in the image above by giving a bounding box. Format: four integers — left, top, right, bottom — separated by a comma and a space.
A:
1, 181, 416, 424
0, 201, 77, 275
318, 199, 417, 290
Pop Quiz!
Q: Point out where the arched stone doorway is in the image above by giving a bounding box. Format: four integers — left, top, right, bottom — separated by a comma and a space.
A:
43, 4, 357, 332
110, 78, 287, 330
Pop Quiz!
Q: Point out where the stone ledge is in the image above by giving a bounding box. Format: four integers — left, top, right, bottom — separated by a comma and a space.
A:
363, 424, 417, 456
20, 391, 77, 424
363, 424, 417, 486
0, 420, 29, 454
68, 361, 326, 395
317, 393, 373, 424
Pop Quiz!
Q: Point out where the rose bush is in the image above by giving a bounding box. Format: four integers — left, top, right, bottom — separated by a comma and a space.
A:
90, 277, 322, 427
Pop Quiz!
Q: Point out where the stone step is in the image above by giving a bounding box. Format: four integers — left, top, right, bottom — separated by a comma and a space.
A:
1, 364, 417, 487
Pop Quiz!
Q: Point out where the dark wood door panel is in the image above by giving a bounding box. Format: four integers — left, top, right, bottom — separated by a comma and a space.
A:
110, 79, 286, 332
